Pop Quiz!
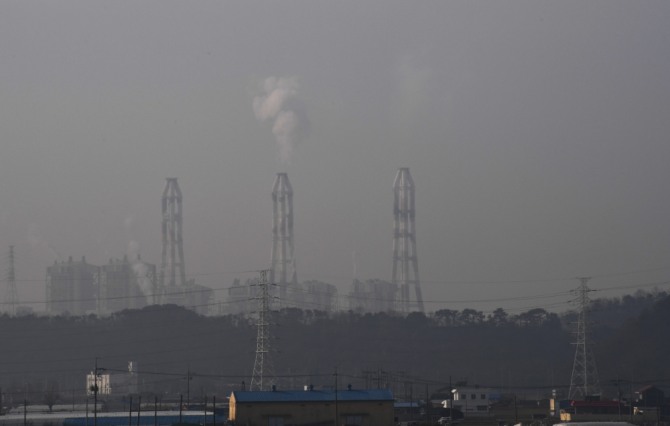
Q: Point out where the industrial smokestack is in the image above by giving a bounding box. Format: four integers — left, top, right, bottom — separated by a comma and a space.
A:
392, 168, 424, 313
159, 178, 186, 302
270, 173, 297, 305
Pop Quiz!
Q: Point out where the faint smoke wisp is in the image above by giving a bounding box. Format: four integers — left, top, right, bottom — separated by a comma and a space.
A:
27, 224, 60, 261
126, 240, 140, 259
253, 76, 309, 163
132, 260, 154, 298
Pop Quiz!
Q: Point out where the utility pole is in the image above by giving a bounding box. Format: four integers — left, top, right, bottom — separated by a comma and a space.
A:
568, 277, 601, 399
93, 359, 99, 426
334, 368, 339, 426
186, 368, 192, 409
136, 396, 141, 426
250, 270, 275, 391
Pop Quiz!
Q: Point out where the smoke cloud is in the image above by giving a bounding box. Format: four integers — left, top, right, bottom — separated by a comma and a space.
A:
131, 260, 154, 298
253, 76, 310, 163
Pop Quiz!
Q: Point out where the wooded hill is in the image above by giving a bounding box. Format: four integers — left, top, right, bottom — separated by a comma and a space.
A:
0, 290, 667, 408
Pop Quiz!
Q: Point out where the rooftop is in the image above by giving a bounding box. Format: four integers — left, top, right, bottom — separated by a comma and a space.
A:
231, 389, 393, 403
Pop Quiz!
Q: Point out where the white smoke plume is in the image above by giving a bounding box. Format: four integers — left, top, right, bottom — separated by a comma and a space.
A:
131, 260, 154, 298
253, 76, 310, 163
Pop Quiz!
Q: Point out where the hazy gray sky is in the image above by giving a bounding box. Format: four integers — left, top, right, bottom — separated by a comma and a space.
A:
1, 1, 669, 314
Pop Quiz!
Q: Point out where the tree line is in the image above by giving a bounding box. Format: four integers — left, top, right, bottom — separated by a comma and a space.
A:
0, 289, 667, 410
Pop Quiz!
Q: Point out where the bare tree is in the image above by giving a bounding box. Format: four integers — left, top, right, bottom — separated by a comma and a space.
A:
43, 380, 60, 412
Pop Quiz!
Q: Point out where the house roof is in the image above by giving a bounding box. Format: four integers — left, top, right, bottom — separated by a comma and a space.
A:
231, 389, 393, 403
636, 385, 661, 393
394, 401, 421, 408
571, 400, 622, 408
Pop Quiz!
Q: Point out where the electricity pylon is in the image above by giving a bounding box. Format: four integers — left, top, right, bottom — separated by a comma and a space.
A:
250, 270, 275, 391
568, 277, 601, 399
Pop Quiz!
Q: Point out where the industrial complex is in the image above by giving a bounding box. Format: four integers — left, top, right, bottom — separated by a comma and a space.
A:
21, 169, 425, 318
2, 170, 668, 425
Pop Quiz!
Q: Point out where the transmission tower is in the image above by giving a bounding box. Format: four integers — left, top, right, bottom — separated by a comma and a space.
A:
392, 168, 424, 313
250, 270, 275, 391
159, 178, 186, 304
270, 173, 297, 306
568, 277, 601, 399
5, 245, 18, 316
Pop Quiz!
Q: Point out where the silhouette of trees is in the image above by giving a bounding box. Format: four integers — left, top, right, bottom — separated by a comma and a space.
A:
488, 308, 509, 326
433, 309, 459, 326
0, 291, 666, 403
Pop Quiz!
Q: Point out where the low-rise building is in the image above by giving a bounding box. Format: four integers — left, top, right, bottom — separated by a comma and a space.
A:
229, 388, 394, 426
442, 386, 497, 417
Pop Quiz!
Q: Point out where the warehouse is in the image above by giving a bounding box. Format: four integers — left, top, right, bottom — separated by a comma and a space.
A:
229, 387, 394, 426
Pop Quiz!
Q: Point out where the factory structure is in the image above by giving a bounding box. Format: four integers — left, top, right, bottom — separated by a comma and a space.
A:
226, 173, 339, 315
46, 256, 99, 316
270, 173, 298, 307
157, 178, 212, 315
347, 168, 425, 313
45, 178, 212, 317
97, 255, 154, 314
45, 255, 155, 316
348, 278, 398, 313
391, 167, 424, 313
39, 170, 424, 317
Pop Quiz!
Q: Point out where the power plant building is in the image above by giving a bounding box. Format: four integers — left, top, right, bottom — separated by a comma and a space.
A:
97, 255, 153, 315
298, 280, 338, 313
46, 256, 98, 316
225, 278, 258, 316
348, 279, 398, 313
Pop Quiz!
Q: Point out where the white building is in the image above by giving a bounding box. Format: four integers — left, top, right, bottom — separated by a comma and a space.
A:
442, 386, 497, 417
85, 362, 139, 396
86, 372, 111, 396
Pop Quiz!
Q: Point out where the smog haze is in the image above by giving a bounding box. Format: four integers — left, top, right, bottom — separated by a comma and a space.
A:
1, 1, 669, 314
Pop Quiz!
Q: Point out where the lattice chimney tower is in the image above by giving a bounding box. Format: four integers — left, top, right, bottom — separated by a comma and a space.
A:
270, 173, 297, 305
392, 168, 425, 313
159, 178, 186, 304
5, 245, 18, 316
568, 277, 601, 399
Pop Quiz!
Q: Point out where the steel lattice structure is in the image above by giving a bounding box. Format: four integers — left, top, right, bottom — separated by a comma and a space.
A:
5, 245, 18, 316
568, 277, 601, 399
159, 178, 186, 304
250, 270, 275, 391
392, 168, 424, 313
270, 173, 297, 306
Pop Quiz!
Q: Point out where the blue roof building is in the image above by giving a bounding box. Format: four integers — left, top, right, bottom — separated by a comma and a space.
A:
229, 388, 394, 426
